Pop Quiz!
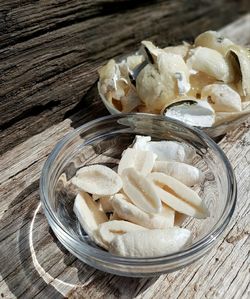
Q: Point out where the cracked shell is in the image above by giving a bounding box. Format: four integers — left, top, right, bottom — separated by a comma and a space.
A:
227, 45, 250, 98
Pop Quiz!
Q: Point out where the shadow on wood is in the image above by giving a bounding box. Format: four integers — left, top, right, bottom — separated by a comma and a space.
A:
0, 182, 159, 298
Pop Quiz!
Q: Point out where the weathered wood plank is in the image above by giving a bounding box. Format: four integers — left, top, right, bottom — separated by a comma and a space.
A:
0, 6, 250, 299
1, 121, 248, 298
1, 0, 250, 154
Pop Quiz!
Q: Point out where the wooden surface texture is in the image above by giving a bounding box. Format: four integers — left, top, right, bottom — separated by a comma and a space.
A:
0, 1, 250, 298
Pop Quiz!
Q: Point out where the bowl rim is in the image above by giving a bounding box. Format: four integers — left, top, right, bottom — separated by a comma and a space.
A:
40, 113, 237, 266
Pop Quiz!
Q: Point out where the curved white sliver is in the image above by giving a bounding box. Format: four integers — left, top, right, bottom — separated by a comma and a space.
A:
29, 202, 75, 296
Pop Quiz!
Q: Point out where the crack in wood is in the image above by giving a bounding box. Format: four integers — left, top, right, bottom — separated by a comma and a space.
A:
0, 100, 61, 131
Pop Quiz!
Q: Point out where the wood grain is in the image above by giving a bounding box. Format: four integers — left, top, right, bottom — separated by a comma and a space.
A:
0, 120, 249, 299
1, 0, 250, 154
0, 1, 250, 299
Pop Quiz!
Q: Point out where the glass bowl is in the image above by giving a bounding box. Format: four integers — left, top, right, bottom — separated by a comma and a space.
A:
40, 113, 236, 277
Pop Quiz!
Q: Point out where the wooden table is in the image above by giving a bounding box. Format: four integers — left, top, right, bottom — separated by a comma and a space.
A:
0, 1, 250, 298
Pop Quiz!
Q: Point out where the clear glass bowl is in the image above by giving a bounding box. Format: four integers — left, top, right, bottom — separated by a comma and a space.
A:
40, 113, 236, 277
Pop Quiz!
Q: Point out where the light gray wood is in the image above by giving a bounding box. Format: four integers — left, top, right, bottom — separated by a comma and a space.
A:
0, 5, 250, 299
1, 119, 249, 299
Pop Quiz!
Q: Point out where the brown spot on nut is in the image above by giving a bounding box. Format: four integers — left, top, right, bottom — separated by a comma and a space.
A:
207, 95, 215, 104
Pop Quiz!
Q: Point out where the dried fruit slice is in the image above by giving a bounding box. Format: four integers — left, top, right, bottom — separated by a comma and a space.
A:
122, 168, 162, 214
98, 220, 146, 245
153, 161, 204, 186
201, 84, 242, 112
118, 148, 156, 176
187, 47, 234, 83
73, 192, 108, 248
109, 228, 192, 257
111, 193, 174, 229
72, 165, 122, 196
148, 172, 209, 218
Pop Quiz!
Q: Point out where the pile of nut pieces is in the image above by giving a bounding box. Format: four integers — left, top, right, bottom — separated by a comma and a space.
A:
72, 136, 209, 258
98, 31, 250, 127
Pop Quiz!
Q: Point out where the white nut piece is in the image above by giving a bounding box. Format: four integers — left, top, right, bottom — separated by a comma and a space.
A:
72, 165, 122, 196
122, 168, 162, 214
98, 220, 146, 245
194, 31, 234, 55
136, 52, 190, 111
111, 193, 174, 229
153, 161, 204, 186
201, 84, 242, 112
148, 172, 209, 219
145, 141, 196, 163
136, 63, 174, 111
118, 148, 156, 176
132, 136, 195, 163
187, 46, 234, 83
73, 192, 108, 249
109, 227, 192, 257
